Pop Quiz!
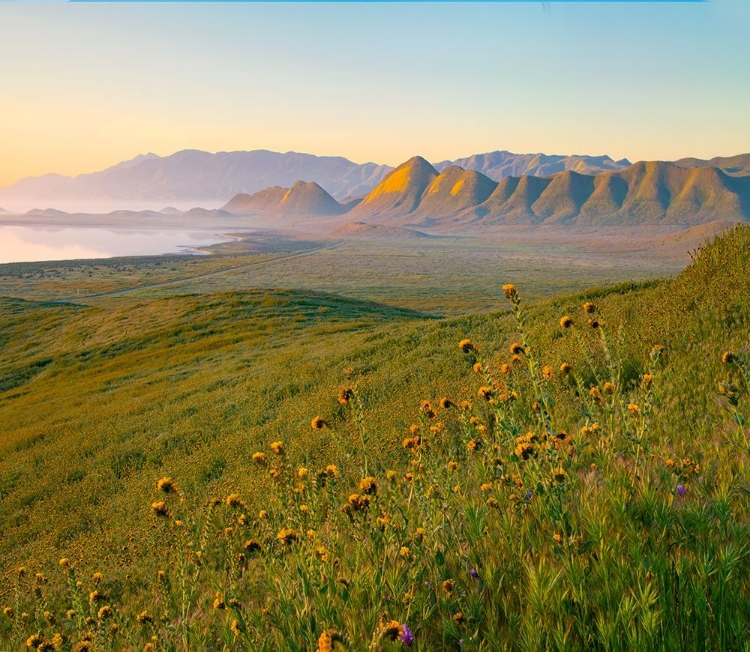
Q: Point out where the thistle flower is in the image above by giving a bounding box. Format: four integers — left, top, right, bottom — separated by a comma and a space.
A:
157, 477, 176, 493
514, 442, 535, 460
442, 579, 456, 595
722, 351, 736, 365
552, 467, 568, 483
137, 611, 154, 624
458, 339, 477, 354
560, 316, 573, 329
244, 539, 262, 553
317, 628, 345, 652
270, 441, 284, 455
509, 342, 525, 355
472, 362, 483, 373
402, 435, 421, 450
502, 283, 517, 299
326, 464, 339, 477
642, 374, 654, 389
298, 467, 309, 478
603, 381, 616, 395
588, 318, 599, 329
583, 302, 597, 313
420, 400, 436, 418
452, 612, 465, 625
252, 452, 267, 465
676, 484, 686, 497
580, 423, 599, 437
151, 501, 169, 517
560, 362, 572, 375
477, 386, 493, 400
338, 387, 354, 406
401, 623, 415, 646
225, 494, 244, 508
88, 590, 105, 604
312, 416, 326, 430
627, 403, 640, 417
470, 568, 479, 579
277, 528, 300, 545
379, 620, 403, 642
59, 558, 69, 569
97, 606, 112, 620
359, 476, 378, 495
26, 635, 44, 649
440, 396, 454, 409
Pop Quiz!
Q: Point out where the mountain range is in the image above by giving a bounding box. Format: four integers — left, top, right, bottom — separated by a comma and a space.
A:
3, 148, 749, 228
220, 156, 750, 227
0, 148, 647, 206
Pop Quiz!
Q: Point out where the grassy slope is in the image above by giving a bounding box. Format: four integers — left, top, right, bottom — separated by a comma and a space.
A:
0, 227, 748, 650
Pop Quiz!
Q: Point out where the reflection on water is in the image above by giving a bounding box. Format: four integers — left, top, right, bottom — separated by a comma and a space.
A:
0, 225, 233, 264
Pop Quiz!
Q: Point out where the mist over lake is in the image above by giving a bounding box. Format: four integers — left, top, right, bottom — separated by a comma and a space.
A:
0, 225, 234, 264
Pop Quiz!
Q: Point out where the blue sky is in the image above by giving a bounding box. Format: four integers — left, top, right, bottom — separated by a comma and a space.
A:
0, 0, 748, 184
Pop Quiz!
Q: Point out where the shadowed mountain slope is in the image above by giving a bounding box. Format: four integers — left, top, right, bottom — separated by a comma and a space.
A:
410, 167, 498, 221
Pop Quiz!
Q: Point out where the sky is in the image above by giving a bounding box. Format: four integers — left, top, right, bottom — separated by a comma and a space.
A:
0, 0, 748, 188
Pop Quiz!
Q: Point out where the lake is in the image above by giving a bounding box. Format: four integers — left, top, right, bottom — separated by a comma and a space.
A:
0, 225, 235, 264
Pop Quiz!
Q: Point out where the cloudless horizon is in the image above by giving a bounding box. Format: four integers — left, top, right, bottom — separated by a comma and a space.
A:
1, 0, 748, 188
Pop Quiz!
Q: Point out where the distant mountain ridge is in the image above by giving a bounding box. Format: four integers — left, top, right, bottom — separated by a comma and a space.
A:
435, 151, 630, 180
0, 150, 392, 204
4, 149, 749, 227
1, 148, 685, 207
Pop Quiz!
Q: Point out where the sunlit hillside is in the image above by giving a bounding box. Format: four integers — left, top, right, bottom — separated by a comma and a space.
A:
0, 226, 748, 650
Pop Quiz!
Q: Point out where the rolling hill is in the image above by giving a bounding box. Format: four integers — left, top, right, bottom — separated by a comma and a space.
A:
222, 181, 346, 217
331, 221, 431, 239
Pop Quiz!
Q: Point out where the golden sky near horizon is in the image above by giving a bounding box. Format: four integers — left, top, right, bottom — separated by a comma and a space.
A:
1, 2, 748, 188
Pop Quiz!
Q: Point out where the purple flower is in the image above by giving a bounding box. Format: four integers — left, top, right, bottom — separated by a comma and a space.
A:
469, 568, 479, 579
401, 623, 414, 646
676, 484, 686, 497
525, 490, 533, 501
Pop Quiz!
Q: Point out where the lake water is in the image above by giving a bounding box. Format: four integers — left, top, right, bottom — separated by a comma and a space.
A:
0, 225, 235, 264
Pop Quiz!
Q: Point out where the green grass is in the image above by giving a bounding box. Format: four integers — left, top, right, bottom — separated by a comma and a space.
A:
0, 235, 683, 316
0, 227, 748, 650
